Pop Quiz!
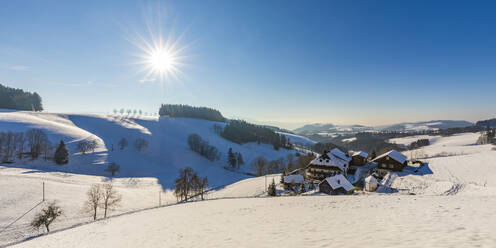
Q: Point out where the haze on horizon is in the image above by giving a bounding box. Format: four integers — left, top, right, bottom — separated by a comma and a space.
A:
1, 0, 495, 130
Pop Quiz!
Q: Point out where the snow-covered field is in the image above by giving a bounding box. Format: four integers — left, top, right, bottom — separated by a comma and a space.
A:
2, 111, 496, 248
0, 110, 304, 246
12, 195, 496, 248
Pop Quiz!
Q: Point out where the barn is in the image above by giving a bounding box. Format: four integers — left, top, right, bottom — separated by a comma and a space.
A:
305, 148, 350, 182
319, 174, 354, 195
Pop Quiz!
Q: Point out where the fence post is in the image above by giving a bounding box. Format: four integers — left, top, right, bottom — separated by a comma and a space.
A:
42, 182, 45, 202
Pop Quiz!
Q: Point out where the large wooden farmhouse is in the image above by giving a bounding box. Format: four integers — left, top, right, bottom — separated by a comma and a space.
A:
305, 148, 351, 182
372, 150, 407, 177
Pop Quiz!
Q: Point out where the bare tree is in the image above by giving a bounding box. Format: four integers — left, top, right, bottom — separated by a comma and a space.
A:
105, 162, 120, 176
84, 184, 102, 220
252, 156, 268, 176
134, 138, 148, 151
118, 138, 128, 150
26, 129, 48, 159
100, 183, 122, 218
31, 201, 63, 233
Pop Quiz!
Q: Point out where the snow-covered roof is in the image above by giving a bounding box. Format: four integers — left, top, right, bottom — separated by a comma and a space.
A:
372, 150, 407, 164
352, 151, 368, 158
310, 153, 347, 171
364, 175, 378, 184
283, 175, 304, 184
330, 148, 351, 162
321, 174, 354, 192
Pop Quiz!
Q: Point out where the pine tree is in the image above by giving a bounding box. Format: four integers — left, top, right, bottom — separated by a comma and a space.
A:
236, 152, 244, 169
228, 148, 236, 169
54, 140, 69, 165
370, 150, 377, 160
268, 179, 277, 196
299, 183, 306, 194
280, 170, 286, 184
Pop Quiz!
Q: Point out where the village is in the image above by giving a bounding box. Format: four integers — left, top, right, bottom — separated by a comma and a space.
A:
280, 148, 421, 195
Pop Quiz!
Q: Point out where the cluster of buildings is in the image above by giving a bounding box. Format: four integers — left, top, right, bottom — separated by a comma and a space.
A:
284, 148, 408, 195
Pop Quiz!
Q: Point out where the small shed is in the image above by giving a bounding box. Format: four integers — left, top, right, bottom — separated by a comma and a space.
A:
319, 174, 354, 195
364, 175, 378, 192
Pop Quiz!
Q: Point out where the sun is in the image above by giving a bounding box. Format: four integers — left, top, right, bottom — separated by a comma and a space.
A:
148, 47, 175, 74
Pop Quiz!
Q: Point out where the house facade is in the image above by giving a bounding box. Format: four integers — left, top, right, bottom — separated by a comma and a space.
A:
351, 151, 368, 166
305, 148, 350, 182
372, 150, 407, 177
319, 174, 355, 195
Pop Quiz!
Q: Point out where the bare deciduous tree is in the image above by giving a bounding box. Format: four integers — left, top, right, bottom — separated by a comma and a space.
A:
134, 138, 148, 151
84, 184, 102, 220
105, 162, 120, 176
100, 183, 121, 218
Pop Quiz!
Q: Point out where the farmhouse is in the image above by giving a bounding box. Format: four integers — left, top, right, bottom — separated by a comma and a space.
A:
372, 150, 407, 177
305, 148, 350, 182
319, 174, 354, 195
351, 151, 368, 166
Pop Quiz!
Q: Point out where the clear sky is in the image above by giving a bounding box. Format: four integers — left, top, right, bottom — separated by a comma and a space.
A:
1, 0, 495, 129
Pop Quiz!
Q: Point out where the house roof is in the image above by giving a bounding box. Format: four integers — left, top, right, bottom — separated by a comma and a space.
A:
310, 153, 347, 171
372, 150, 407, 164
321, 174, 354, 192
283, 175, 304, 184
364, 175, 378, 184
352, 151, 368, 158
330, 148, 351, 162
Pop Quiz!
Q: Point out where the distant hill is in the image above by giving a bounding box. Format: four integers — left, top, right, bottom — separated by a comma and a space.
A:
0, 83, 43, 111
294, 120, 474, 137
476, 118, 496, 128
379, 120, 474, 132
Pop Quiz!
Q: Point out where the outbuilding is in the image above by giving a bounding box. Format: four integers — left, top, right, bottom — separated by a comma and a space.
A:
364, 175, 378, 192
319, 174, 354, 195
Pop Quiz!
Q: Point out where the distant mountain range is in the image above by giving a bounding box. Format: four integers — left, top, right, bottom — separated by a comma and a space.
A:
293, 120, 475, 136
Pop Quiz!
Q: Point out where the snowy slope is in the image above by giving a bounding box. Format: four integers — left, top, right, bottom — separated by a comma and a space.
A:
276, 132, 316, 146
12, 195, 496, 248
0, 110, 298, 246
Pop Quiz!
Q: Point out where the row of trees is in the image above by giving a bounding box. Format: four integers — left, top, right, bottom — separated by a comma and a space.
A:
251, 152, 315, 176
0, 129, 58, 163
112, 109, 157, 117
408, 139, 430, 150
174, 167, 209, 202
187, 134, 220, 161
159, 104, 226, 122
0, 83, 43, 111
227, 148, 244, 170
220, 120, 292, 150
31, 183, 121, 233
116, 138, 148, 151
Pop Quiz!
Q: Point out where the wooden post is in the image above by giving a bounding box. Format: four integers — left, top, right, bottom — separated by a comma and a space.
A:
42, 182, 45, 202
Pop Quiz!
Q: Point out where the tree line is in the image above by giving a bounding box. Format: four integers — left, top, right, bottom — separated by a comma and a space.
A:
220, 120, 292, 150
187, 133, 220, 161
159, 104, 226, 122
0, 129, 68, 165
251, 152, 315, 176
0, 83, 43, 111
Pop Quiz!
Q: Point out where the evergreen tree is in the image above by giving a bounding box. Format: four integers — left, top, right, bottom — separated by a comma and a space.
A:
280, 170, 286, 184
227, 148, 236, 169
268, 179, 277, 196
299, 183, 306, 194
236, 152, 244, 169
370, 150, 377, 160
54, 140, 69, 165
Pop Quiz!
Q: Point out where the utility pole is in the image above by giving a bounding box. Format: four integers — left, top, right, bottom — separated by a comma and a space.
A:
42, 182, 45, 202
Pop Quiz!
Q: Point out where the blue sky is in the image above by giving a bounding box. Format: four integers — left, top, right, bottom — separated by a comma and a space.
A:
1, 0, 495, 129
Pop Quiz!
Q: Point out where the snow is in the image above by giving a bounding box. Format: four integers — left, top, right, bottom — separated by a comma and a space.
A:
388, 135, 442, 147
3, 112, 496, 247
330, 148, 351, 162
342, 137, 357, 143
0, 111, 296, 245
13, 195, 496, 248
364, 175, 378, 184
352, 151, 368, 158
373, 150, 407, 164
276, 132, 316, 146
310, 153, 347, 171
283, 175, 304, 184
323, 174, 354, 192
